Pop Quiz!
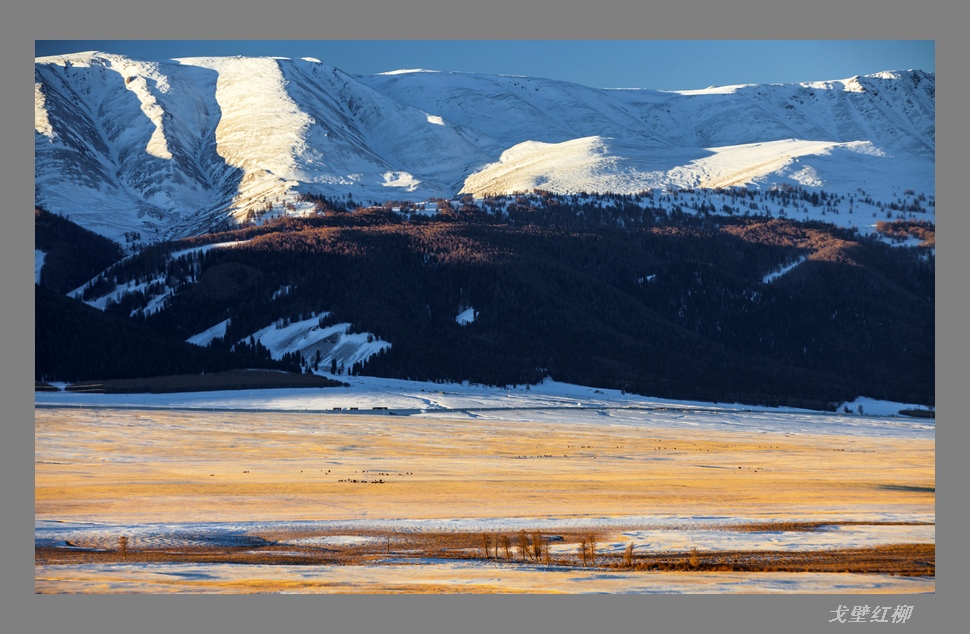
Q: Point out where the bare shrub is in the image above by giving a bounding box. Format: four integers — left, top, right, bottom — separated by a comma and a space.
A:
531, 532, 544, 563
517, 531, 531, 561
500, 535, 512, 560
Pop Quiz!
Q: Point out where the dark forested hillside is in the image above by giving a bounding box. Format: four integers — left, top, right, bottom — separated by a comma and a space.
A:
34, 207, 125, 293
35, 284, 303, 383
68, 199, 933, 409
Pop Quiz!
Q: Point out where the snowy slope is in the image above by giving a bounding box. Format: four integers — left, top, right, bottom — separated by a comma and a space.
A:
366, 68, 934, 200
35, 52, 935, 245
68, 239, 249, 313
236, 314, 390, 373
35, 53, 241, 243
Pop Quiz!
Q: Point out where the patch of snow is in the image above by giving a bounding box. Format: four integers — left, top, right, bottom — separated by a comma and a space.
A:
868, 70, 905, 81
686, 139, 842, 190
382, 171, 420, 191
836, 397, 934, 418
282, 535, 382, 547
672, 83, 758, 96
67, 275, 158, 312
34, 83, 55, 138
842, 141, 888, 158
35, 250, 46, 284
139, 285, 177, 316
377, 69, 440, 76
575, 522, 934, 555
242, 314, 390, 371
455, 307, 477, 325
68, 240, 251, 313
460, 136, 622, 196
186, 319, 230, 346
762, 256, 808, 284
842, 77, 868, 93
411, 201, 439, 216
169, 239, 252, 260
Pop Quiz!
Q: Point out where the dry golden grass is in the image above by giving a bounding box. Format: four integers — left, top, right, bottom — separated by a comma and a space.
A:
35, 406, 935, 592
35, 408, 935, 524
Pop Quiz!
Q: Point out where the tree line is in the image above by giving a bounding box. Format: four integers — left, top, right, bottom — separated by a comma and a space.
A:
39, 199, 934, 407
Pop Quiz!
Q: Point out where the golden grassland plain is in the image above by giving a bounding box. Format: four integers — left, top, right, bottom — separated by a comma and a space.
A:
34, 407, 935, 593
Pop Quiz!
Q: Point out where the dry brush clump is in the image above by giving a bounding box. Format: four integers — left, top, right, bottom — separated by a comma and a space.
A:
118, 535, 129, 561
500, 535, 512, 561
689, 547, 700, 569
614, 544, 934, 575
462, 531, 563, 565
576, 533, 600, 567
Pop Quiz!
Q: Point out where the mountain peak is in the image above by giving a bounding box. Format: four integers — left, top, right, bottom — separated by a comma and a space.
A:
36, 53, 934, 245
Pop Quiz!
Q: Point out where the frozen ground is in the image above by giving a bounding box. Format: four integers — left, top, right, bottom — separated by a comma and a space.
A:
35, 378, 934, 593
35, 561, 933, 594
35, 376, 934, 440
35, 516, 934, 554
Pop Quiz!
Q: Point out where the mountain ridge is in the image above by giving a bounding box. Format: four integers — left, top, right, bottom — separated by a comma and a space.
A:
36, 52, 934, 246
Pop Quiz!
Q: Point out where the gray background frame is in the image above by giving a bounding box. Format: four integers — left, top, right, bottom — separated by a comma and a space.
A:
5, 2, 962, 633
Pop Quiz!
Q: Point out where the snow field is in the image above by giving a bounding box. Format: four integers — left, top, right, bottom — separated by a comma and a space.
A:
36, 375, 934, 439
36, 53, 934, 245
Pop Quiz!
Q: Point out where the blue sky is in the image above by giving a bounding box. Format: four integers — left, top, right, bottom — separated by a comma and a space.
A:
35, 40, 934, 91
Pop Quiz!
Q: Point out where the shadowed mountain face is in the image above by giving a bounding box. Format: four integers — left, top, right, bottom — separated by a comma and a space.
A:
38, 206, 934, 408
36, 53, 933, 246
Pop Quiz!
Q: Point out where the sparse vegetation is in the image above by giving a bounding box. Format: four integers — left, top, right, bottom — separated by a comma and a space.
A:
35, 532, 934, 577
500, 535, 512, 561
623, 542, 634, 568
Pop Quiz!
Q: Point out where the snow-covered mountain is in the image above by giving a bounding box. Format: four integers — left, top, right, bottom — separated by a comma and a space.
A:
35, 52, 935, 245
